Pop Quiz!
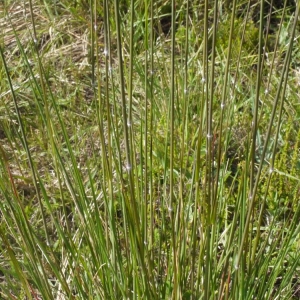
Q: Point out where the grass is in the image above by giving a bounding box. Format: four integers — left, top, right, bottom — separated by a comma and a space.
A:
0, 0, 300, 299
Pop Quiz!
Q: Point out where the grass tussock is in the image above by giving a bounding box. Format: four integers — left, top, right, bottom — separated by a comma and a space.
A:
0, 0, 300, 299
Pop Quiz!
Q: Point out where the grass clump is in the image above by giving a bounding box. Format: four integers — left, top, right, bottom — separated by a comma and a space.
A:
0, 0, 300, 299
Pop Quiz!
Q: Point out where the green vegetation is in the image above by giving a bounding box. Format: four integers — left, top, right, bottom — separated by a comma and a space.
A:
0, 0, 299, 299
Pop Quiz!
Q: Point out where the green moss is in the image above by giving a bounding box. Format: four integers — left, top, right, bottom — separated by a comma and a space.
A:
217, 17, 259, 62
267, 120, 300, 217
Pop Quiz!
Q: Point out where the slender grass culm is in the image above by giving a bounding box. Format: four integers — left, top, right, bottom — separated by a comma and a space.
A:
0, 0, 300, 299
